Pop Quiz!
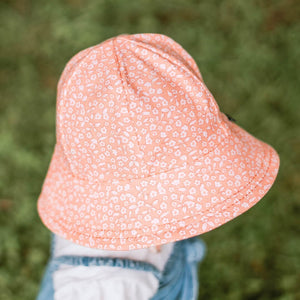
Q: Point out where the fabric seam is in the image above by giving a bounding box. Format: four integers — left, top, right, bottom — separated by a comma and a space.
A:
40, 143, 274, 242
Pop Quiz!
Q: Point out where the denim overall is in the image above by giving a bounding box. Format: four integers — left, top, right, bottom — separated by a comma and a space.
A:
36, 233, 206, 300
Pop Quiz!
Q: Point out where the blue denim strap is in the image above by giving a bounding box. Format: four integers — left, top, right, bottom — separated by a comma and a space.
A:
150, 236, 206, 300
51, 254, 162, 280
36, 233, 163, 300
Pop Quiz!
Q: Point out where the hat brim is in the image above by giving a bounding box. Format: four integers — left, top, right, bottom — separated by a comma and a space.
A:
37, 116, 280, 250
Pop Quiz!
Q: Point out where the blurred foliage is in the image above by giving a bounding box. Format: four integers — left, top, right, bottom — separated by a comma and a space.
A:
0, 0, 299, 299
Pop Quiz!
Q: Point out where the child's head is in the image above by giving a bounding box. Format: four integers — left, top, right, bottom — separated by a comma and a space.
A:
37, 33, 280, 251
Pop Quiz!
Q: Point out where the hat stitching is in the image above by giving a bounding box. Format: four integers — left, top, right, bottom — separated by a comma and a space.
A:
41, 140, 271, 240
46, 147, 272, 247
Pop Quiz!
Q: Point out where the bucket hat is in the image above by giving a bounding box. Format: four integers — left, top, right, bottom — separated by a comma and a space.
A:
37, 33, 280, 250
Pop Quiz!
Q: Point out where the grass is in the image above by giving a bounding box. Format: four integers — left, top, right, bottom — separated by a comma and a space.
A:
0, 0, 299, 299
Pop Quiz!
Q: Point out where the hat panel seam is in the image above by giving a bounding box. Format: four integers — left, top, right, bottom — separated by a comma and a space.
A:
118, 37, 224, 128
118, 33, 203, 81
56, 45, 102, 177
111, 37, 146, 174
118, 36, 202, 90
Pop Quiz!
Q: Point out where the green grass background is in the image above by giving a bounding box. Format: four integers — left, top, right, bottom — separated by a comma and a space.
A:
0, 0, 299, 299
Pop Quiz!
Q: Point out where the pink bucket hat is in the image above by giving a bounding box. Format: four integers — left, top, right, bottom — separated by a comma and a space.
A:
37, 33, 280, 250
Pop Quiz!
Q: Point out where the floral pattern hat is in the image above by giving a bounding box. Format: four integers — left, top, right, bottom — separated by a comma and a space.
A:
37, 33, 280, 250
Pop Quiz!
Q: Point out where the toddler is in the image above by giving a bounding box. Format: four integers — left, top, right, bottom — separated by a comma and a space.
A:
36, 33, 280, 300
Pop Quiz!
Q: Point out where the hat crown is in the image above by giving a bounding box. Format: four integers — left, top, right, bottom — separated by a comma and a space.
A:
56, 33, 229, 182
